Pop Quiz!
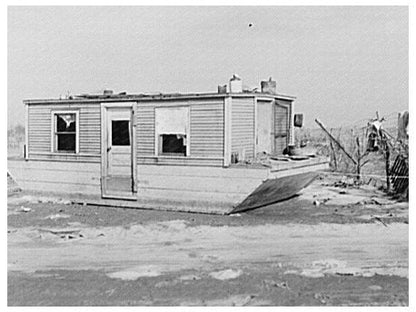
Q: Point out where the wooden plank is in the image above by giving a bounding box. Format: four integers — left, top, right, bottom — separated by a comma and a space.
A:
191, 146, 224, 150
270, 157, 328, 171
25, 104, 29, 159
269, 162, 328, 178
231, 171, 319, 213
191, 139, 225, 144
137, 188, 246, 206
8, 159, 100, 172
28, 133, 51, 138
101, 104, 107, 196
28, 151, 99, 157
74, 197, 232, 215
191, 112, 224, 116
27, 148, 50, 153
289, 99, 295, 145
132, 102, 138, 192
8, 159, 101, 195
16, 179, 101, 195
78, 123, 101, 128
34, 157, 99, 163
138, 99, 223, 108
27, 141, 50, 146
189, 134, 224, 138
191, 124, 224, 128
136, 145, 154, 150
190, 148, 224, 154
78, 143, 101, 148
231, 96, 255, 159
137, 173, 261, 194
79, 114, 101, 118
315, 118, 357, 165
28, 135, 50, 140
28, 148, 50, 153
253, 98, 258, 155
137, 157, 224, 167
10, 166, 101, 185
137, 164, 268, 179
25, 154, 100, 163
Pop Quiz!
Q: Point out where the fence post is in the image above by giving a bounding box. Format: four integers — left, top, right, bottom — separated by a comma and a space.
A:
385, 139, 391, 192
356, 137, 361, 181
315, 119, 357, 165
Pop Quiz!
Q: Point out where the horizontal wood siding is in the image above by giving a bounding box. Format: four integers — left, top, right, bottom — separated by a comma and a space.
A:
27, 153, 100, 163
8, 159, 101, 195
190, 102, 224, 158
27, 103, 101, 160
136, 99, 224, 167
136, 156, 224, 167
136, 165, 268, 212
136, 104, 155, 156
28, 106, 51, 152
79, 105, 101, 154
231, 97, 255, 159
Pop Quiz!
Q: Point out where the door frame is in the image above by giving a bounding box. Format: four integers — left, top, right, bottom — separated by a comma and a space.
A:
101, 102, 137, 200
273, 101, 291, 154
255, 99, 274, 155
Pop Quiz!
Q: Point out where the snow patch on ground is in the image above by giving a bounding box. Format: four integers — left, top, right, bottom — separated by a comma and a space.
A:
300, 258, 408, 278
209, 269, 242, 280
179, 274, 201, 281
44, 214, 71, 220
107, 265, 163, 280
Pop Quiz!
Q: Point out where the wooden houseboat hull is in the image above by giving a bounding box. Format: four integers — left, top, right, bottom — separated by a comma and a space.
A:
8, 157, 328, 215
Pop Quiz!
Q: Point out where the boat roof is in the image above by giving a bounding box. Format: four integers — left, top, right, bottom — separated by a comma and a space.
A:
23, 91, 296, 105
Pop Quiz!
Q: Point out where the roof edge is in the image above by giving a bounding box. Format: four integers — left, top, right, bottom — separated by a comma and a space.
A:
23, 92, 296, 105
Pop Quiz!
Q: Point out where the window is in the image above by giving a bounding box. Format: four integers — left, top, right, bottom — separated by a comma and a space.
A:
155, 107, 190, 156
112, 120, 130, 146
160, 134, 186, 155
52, 111, 79, 153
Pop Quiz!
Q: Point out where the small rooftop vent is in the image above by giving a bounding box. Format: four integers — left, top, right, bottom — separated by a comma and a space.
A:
261, 77, 277, 94
218, 84, 227, 94
103, 90, 113, 96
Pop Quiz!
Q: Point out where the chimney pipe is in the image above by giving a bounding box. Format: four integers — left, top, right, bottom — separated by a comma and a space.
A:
229, 74, 242, 93
261, 77, 277, 94
218, 84, 227, 94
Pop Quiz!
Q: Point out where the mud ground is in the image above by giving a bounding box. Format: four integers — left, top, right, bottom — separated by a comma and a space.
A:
8, 175, 408, 306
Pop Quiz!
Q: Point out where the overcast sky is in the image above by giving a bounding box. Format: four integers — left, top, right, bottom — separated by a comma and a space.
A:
8, 6, 408, 128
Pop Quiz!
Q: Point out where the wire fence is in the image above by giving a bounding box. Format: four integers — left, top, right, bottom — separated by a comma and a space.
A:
297, 112, 408, 196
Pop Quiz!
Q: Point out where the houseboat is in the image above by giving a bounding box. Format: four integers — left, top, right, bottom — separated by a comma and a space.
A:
8, 76, 328, 214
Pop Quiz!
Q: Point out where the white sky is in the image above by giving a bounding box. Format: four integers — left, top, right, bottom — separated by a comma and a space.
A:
7, 6, 408, 128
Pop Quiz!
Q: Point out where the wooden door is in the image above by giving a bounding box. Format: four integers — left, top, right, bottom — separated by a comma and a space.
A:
274, 104, 289, 155
102, 105, 136, 199
256, 101, 273, 155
